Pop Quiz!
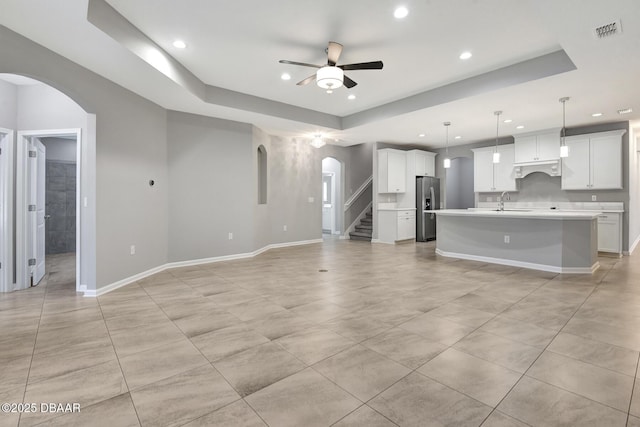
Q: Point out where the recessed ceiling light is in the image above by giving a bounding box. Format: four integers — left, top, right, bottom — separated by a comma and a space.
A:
418, 133, 425, 137
281, 73, 291, 81
347, 94, 356, 100
516, 125, 525, 129
591, 112, 603, 117
394, 6, 409, 19
459, 51, 472, 60
172, 40, 186, 49
454, 136, 462, 140
618, 108, 633, 115
503, 119, 513, 123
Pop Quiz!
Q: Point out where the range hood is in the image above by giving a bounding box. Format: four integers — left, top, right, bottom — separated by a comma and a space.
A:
514, 159, 561, 178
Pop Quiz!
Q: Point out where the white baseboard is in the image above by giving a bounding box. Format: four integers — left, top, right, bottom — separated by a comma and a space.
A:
627, 233, 640, 255
435, 248, 600, 274
84, 238, 323, 297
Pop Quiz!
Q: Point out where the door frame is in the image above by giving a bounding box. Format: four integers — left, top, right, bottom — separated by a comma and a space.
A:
16, 129, 82, 291
0, 128, 14, 292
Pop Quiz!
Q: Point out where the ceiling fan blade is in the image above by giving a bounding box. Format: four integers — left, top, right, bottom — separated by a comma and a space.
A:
327, 41, 343, 66
279, 60, 321, 68
339, 61, 384, 70
343, 75, 357, 89
297, 74, 316, 86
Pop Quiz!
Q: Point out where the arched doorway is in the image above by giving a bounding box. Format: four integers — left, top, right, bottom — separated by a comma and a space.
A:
321, 157, 343, 237
0, 73, 95, 293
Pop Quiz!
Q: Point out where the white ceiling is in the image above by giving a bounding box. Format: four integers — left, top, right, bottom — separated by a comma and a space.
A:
0, 0, 638, 148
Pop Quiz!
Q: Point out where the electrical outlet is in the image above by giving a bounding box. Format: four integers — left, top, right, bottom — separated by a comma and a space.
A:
504, 235, 510, 244
228, 232, 233, 240
308, 197, 314, 203
283, 225, 287, 232
592, 195, 597, 201
130, 245, 136, 255
487, 197, 493, 202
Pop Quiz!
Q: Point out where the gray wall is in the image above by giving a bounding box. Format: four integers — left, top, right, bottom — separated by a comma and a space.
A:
167, 111, 254, 262
445, 157, 474, 209
0, 79, 17, 129
1, 25, 169, 289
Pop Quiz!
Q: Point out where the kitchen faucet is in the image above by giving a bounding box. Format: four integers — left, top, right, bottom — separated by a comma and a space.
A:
499, 191, 510, 211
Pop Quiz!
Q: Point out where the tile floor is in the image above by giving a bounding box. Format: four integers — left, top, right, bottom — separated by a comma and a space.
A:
1, 242, 639, 426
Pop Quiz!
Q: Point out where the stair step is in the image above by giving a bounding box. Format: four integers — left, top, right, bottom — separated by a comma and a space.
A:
356, 224, 372, 231
350, 235, 372, 242
360, 218, 372, 225
350, 230, 372, 238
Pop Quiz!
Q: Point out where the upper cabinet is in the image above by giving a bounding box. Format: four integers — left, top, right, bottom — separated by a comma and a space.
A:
561, 130, 625, 190
514, 130, 560, 163
409, 150, 437, 177
378, 149, 407, 193
472, 144, 517, 192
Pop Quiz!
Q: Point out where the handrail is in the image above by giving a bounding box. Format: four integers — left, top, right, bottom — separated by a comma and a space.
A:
344, 175, 372, 212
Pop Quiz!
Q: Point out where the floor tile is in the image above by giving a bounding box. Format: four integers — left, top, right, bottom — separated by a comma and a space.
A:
321, 313, 393, 342
190, 324, 270, 362
181, 399, 266, 426
313, 344, 411, 401
275, 326, 355, 365
630, 381, 640, 417
119, 338, 208, 390
361, 327, 447, 370
290, 300, 350, 323
130, 365, 239, 427
36, 393, 140, 427
0, 386, 24, 427
398, 313, 477, 346
369, 372, 492, 427
527, 351, 634, 411
454, 330, 542, 373
20, 360, 127, 426
418, 348, 521, 407
498, 376, 627, 426
213, 342, 305, 397
245, 368, 361, 427
480, 410, 529, 427
173, 310, 239, 338
562, 316, 640, 351
427, 302, 495, 327
548, 332, 639, 376
478, 314, 557, 348
244, 310, 315, 340
332, 405, 397, 427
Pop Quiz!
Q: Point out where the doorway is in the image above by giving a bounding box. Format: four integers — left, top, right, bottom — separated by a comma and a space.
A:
16, 129, 81, 291
321, 157, 343, 237
445, 157, 475, 209
0, 128, 13, 292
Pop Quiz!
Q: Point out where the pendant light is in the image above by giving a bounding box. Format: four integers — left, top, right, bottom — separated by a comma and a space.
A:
493, 111, 502, 163
443, 121, 451, 169
559, 97, 570, 158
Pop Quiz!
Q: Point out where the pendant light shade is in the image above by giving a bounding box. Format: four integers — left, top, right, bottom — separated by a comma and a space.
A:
443, 121, 451, 169
559, 97, 570, 158
493, 111, 502, 164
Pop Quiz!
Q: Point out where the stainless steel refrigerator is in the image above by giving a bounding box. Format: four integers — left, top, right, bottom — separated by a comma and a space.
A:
416, 176, 440, 241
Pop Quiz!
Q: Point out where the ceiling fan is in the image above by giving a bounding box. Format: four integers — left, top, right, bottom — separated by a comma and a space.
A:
279, 41, 383, 91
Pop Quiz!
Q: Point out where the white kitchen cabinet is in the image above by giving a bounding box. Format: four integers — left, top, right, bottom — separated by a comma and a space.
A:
598, 212, 622, 255
378, 149, 406, 193
472, 144, 517, 192
514, 130, 560, 163
561, 130, 624, 190
378, 209, 416, 243
411, 150, 436, 176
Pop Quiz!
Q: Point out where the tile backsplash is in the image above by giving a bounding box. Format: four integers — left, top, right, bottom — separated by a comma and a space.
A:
46, 160, 76, 254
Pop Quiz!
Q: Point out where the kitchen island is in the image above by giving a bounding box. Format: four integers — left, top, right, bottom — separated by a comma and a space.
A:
431, 209, 601, 274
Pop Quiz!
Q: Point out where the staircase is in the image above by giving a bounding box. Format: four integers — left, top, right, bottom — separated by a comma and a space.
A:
349, 209, 373, 241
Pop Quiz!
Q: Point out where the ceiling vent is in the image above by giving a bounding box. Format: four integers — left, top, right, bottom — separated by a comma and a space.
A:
593, 19, 622, 39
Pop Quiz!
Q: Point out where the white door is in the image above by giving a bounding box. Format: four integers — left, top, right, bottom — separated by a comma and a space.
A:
28, 139, 46, 285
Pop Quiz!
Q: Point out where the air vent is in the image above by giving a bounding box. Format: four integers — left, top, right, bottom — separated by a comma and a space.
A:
593, 19, 622, 39
618, 108, 633, 115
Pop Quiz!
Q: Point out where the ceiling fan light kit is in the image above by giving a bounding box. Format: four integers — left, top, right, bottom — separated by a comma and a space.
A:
279, 41, 383, 91
317, 66, 344, 89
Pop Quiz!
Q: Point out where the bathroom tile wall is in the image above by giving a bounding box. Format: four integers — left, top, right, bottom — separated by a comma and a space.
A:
46, 160, 76, 254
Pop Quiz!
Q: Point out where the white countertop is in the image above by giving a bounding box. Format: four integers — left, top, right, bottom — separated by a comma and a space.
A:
427, 209, 601, 220
378, 207, 416, 211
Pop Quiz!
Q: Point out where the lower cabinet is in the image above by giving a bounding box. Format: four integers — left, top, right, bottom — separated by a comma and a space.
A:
598, 212, 622, 254
378, 209, 416, 243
